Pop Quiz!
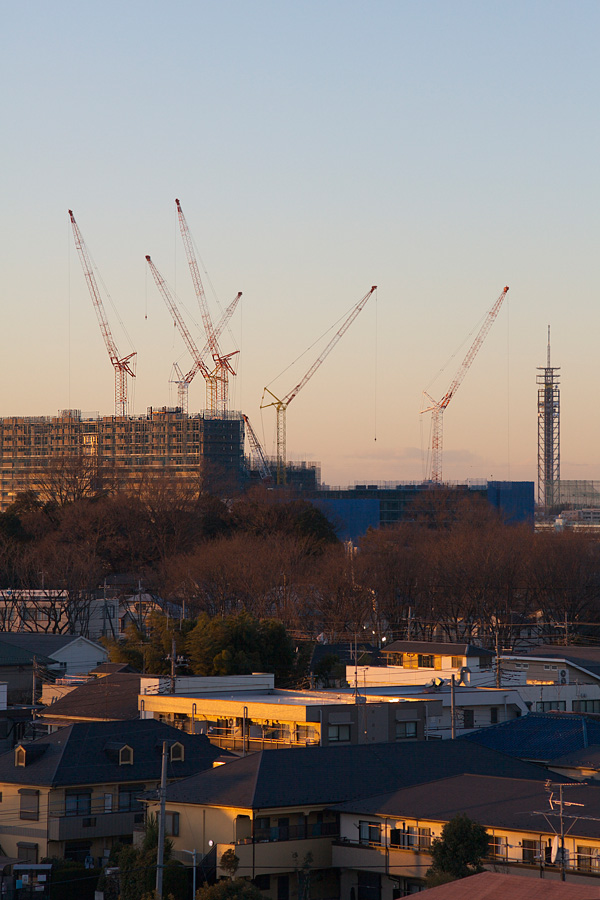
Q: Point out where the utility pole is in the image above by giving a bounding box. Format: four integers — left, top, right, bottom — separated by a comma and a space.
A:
495, 632, 501, 689
155, 740, 168, 898
450, 674, 456, 739
32, 657, 37, 708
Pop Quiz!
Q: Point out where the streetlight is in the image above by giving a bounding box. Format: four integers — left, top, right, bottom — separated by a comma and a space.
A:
180, 848, 199, 899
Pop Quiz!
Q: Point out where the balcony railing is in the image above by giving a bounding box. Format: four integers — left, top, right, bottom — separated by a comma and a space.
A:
240, 823, 339, 844
48, 807, 144, 842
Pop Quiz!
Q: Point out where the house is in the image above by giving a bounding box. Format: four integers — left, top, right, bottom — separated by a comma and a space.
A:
142, 739, 554, 900
0, 719, 229, 866
138, 674, 441, 749
351, 641, 495, 688
417, 871, 600, 898
501, 645, 600, 712
331, 773, 600, 895
0, 633, 108, 677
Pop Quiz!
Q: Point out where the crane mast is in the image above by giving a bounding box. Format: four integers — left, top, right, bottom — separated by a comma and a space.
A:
422, 286, 509, 483
261, 285, 376, 485
243, 415, 272, 482
146, 255, 241, 414
68, 210, 136, 417
175, 199, 238, 414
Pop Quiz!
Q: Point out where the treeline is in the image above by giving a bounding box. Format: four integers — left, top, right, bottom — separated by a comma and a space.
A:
1, 483, 600, 646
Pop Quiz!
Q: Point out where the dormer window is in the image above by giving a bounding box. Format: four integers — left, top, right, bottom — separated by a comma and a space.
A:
119, 745, 133, 765
170, 742, 184, 762
15, 746, 26, 767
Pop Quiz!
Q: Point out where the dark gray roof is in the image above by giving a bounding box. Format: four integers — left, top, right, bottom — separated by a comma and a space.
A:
162, 738, 553, 810
89, 662, 137, 675
0, 640, 54, 667
331, 773, 600, 841
520, 645, 600, 677
383, 641, 493, 657
549, 743, 600, 769
0, 719, 228, 787
462, 712, 600, 762
39, 673, 142, 722
0, 633, 87, 655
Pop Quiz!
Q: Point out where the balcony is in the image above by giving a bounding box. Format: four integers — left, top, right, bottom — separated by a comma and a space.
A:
48, 807, 144, 842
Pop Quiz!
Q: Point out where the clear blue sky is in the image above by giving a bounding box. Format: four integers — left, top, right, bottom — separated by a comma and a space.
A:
1, 1, 598, 487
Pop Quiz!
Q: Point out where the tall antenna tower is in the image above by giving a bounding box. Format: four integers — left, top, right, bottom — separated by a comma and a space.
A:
537, 326, 560, 511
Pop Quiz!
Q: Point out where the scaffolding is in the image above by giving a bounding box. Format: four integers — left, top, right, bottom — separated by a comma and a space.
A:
537, 328, 560, 511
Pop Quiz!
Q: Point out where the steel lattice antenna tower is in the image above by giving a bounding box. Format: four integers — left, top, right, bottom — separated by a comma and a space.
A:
537, 326, 560, 512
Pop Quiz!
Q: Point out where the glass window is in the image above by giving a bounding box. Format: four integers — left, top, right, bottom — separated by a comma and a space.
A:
522, 839, 541, 863
359, 821, 382, 845
418, 654, 435, 668
463, 709, 475, 729
396, 721, 418, 740
577, 845, 599, 871
65, 790, 92, 817
19, 790, 39, 821
118, 785, 143, 811
573, 700, 600, 714
328, 724, 351, 743
17, 842, 38, 863
451, 656, 463, 668
490, 707, 498, 724
489, 835, 507, 860
390, 825, 417, 848
165, 811, 180, 837
536, 701, 566, 712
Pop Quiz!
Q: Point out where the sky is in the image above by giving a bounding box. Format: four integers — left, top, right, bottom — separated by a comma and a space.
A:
1, 1, 598, 488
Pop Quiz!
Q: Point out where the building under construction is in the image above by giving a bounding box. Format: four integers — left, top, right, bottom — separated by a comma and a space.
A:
0, 408, 246, 510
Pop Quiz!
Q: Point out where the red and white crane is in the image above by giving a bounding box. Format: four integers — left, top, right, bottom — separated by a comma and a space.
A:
261, 285, 377, 484
421, 286, 509, 483
68, 210, 136, 417
145, 255, 241, 414
175, 199, 239, 414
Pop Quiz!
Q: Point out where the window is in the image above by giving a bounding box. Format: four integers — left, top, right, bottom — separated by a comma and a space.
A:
396, 721, 418, 740
19, 789, 39, 821
119, 745, 133, 765
451, 656, 463, 668
65, 790, 92, 817
463, 709, 475, 729
170, 742, 184, 762
522, 839, 541, 863
418, 654, 435, 668
573, 700, 600, 714
165, 811, 180, 837
104, 793, 113, 813
479, 656, 492, 669
15, 746, 26, 767
359, 821, 382, 845
118, 785, 143, 811
490, 707, 499, 725
17, 842, 38, 863
488, 835, 507, 860
357, 871, 381, 900
577, 845, 599, 871
536, 701, 566, 712
391, 824, 417, 848
328, 724, 351, 743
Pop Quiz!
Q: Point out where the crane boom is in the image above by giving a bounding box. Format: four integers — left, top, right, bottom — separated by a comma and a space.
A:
68, 210, 136, 417
261, 285, 376, 484
243, 415, 272, 482
422, 285, 509, 483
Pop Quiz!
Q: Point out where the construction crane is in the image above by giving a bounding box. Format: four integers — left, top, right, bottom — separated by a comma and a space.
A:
175, 199, 239, 414
145, 255, 241, 413
261, 285, 377, 485
421, 286, 509, 483
243, 415, 272, 483
68, 210, 136, 417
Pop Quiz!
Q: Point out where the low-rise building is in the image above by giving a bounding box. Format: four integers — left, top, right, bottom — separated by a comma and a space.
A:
351, 641, 496, 688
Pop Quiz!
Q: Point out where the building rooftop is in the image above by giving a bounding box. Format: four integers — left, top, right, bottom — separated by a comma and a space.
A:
40, 672, 143, 723
417, 871, 599, 899
0, 719, 228, 787
461, 712, 600, 762
160, 739, 553, 811
383, 641, 494, 657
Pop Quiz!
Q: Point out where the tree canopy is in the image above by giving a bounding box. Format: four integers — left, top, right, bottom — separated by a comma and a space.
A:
426, 813, 490, 884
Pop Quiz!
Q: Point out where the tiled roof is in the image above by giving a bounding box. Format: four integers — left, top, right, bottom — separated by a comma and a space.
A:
162, 739, 552, 810
0, 640, 54, 667
0, 719, 228, 787
39, 672, 142, 722
332, 773, 600, 840
417, 871, 599, 899
521, 644, 600, 677
461, 712, 600, 761
383, 641, 493, 657
0, 634, 88, 654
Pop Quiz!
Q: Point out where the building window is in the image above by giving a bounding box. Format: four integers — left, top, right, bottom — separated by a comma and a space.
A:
357, 871, 381, 900
536, 701, 566, 712
577, 845, 599, 871
17, 842, 38, 863
573, 700, 600, 714
396, 721, 418, 740
418, 654, 435, 669
488, 835, 507, 860
119, 745, 133, 765
522, 839, 541, 863
328, 724, 351, 743
65, 790, 92, 817
165, 811, 180, 837
490, 707, 499, 725
451, 656, 463, 668
15, 746, 26, 767
19, 789, 39, 821
118, 785, 142, 811
170, 742, 184, 762
463, 709, 475, 729
390, 824, 416, 848
359, 821, 382, 845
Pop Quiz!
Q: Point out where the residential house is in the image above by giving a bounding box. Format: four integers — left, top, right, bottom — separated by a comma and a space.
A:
0, 634, 108, 677
331, 773, 600, 896
351, 641, 495, 688
37, 673, 143, 730
0, 719, 229, 866
501, 645, 600, 712
142, 739, 555, 900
